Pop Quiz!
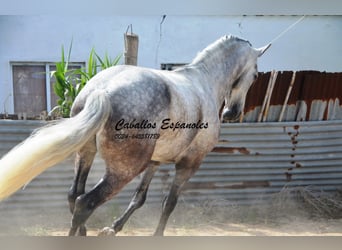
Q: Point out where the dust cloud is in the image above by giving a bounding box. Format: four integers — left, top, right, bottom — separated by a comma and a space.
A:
1, 187, 342, 236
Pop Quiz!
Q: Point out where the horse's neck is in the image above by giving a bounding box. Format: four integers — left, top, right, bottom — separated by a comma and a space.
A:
192, 51, 241, 108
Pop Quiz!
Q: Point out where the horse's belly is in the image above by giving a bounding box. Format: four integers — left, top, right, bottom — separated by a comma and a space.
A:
151, 124, 220, 163
151, 140, 180, 163
150, 129, 206, 163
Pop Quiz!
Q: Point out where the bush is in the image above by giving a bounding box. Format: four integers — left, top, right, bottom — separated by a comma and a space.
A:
51, 42, 121, 118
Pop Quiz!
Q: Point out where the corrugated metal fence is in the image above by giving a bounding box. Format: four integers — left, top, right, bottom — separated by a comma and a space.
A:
243, 71, 342, 122
0, 120, 341, 214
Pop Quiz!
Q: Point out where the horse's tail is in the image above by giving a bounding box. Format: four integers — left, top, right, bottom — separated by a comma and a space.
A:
0, 90, 111, 200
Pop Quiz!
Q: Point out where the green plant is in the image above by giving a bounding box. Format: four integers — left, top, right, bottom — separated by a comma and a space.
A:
51, 43, 122, 118
50, 42, 74, 118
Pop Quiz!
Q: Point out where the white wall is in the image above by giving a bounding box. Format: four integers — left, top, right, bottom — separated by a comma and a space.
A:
1, 15, 341, 113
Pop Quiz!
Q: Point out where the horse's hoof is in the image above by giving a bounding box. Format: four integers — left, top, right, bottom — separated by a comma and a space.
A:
98, 227, 116, 236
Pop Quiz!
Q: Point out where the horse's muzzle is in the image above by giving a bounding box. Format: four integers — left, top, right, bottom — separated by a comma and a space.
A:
221, 104, 241, 123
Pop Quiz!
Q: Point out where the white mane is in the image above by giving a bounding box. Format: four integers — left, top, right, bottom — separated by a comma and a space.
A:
190, 35, 252, 66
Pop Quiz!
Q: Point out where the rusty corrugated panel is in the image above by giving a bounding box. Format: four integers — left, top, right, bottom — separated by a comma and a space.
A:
177, 121, 342, 204
0, 120, 341, 213
244, 71, 342, 122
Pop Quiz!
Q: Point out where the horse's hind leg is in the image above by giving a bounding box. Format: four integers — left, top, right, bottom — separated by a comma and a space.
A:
68, 171, 123, 236
68, 161, 152, 236
154, 157, 201, 236
99, 161, 160, 236
68, 136, 96, 235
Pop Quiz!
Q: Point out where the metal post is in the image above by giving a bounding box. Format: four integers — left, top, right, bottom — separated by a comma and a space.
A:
278, 71, 296, 122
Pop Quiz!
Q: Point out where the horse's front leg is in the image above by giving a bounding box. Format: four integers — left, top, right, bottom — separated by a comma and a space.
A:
98, 161, 160, 236
154, 157, 201, 236
68, 137, 97, 236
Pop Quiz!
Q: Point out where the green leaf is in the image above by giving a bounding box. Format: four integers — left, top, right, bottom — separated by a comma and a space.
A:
112, 53, 122, 66
70, 87, 76, 99
87, 48, 97, 79
78, 70, 91, 82
50, 70, 56, 78
52, 41, 122, 118
61, 45, 65, 66
65, 38, 73, 71
54, 75, 66, 89
53, 84, 64, 99
75, 82, 86, 95
54, 81, 64, 94
55, 62, 65, 74
95, 51, 105, 69
95, 51, 122, 70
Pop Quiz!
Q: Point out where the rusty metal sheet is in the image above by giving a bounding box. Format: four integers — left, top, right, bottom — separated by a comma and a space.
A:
244, 71, 342, 122
179, 121, 342, 203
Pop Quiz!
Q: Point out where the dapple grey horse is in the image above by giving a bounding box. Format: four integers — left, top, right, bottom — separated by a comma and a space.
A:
0, 35, 270, 236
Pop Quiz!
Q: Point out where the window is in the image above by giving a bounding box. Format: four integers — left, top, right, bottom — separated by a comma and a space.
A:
11, 62, 84, 118
161, 63, 186, 71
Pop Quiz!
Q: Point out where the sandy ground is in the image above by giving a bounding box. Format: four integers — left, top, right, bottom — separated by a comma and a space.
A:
2, 198, 342, 236
48, 219, 342, 236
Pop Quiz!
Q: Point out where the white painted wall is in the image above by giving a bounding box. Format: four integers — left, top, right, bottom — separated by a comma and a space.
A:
1, 15, 341, 113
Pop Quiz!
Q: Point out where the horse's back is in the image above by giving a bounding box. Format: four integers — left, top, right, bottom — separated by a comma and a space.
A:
71, 65, 219, 162
72, 65, 171, 117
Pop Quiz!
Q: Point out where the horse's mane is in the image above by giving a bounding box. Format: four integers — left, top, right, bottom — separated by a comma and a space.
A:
190, 35, 252, 67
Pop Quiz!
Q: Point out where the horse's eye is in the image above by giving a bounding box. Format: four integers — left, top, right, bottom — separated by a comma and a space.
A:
232, 77, 240, 89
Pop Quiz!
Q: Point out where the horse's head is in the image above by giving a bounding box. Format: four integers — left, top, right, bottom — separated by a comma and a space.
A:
221, 39, 271, 122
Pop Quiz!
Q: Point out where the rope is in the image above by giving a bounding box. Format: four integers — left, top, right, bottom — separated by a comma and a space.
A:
269, 15, 306, 45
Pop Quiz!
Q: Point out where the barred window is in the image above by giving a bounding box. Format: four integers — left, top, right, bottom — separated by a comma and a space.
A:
11, 62, 84, 118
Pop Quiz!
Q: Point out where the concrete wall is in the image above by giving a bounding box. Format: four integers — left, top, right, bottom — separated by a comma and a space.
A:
1, 15, 342, 113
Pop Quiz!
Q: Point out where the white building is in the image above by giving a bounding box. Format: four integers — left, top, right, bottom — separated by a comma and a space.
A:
0, 15, 341, 116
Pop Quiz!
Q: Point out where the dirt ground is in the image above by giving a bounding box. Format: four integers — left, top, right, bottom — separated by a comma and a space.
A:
49, 219, 342, 236
2, 193, 342, 236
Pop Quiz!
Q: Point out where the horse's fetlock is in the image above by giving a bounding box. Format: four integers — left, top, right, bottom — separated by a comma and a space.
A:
113, 223, 123, 233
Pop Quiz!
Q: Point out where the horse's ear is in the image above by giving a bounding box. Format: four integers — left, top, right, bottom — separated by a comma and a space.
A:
255, 44, 271, 57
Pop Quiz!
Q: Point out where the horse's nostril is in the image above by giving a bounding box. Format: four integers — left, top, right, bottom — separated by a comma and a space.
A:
222, 104, 241, 122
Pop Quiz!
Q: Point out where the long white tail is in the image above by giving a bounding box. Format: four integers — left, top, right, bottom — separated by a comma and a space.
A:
0, 90, 111, 200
